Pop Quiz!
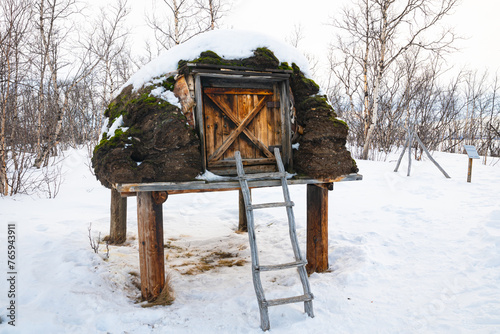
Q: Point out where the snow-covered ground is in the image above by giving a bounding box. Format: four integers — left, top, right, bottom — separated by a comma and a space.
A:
1, 148, 499, 333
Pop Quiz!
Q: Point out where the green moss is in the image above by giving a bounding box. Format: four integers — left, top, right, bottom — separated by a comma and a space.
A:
330, 117, 348, 128
93, 128, 130, 154
242, 47, 279, 68
96, 84, 182, 158
298, 95, 332, 113
291, 63, 319, 97
178, 50, 230, 73
162, 76, 176, 91
178, 47, 282, 75
279, 62, 293, 71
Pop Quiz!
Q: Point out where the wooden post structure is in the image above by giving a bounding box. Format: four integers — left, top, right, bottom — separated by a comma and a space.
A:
467, 158, 473, 183
306, 184, 330, 274
137, 191, 167, 300
110, 188, 127, 244
238, 188, 250, 232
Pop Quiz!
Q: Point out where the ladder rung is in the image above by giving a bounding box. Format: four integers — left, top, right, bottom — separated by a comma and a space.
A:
265, 294, 314, 307
241, 172, 286, 181
257, 261, 307, 272
248, 201, 294, 210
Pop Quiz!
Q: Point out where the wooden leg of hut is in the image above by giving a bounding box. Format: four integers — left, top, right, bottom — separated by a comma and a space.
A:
110, 188, 127, 244
137, 191, 167, 301
238, 188, 250, 232
306, 184, 329, 274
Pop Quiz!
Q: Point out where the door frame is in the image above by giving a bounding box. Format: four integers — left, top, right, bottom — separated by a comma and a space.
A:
193, 68, 293, 174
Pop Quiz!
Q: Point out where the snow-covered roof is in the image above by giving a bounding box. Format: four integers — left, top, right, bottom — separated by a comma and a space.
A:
123, 29, 310, 92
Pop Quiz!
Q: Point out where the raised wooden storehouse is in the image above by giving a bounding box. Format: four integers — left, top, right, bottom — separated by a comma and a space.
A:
92, 30, 361, 328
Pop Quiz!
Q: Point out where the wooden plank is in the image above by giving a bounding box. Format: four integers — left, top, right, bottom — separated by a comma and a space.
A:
210, 164, 276, 176
188, 67, 292, 79
214, 96, 225, 159
204, 87, 273, 95
239, 94, 254, 159
266, 294, 313, 307
208, 158, 276, 167
204, 94, 215, 158
306, 184, 329, 274
281, 81, 292, 167
241, 171, 286, 180
195, 75, 207, 171
116, 174, 362, 193
205, 93, 273, 159
274, 84, 283, 152
253, 94, 267, 159
258, 261, 307, 272
415, 134, 451, 178
223, 94, 237, 160
207, 95, 269, 162
120, 191, 137, 197
249, 201, 294, 210
137, 191, 165, 301
187, 62, 293, 74
110, 188, 127, 244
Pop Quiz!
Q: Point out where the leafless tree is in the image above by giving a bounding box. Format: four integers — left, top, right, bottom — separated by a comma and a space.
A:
285, 23, 320, 79
331, 0, 459, 160
146, 0, 198, 52
33, 0, 104, 168
146, 0, 228, 54
0, 0, 31, 195
194, 0, 229, 31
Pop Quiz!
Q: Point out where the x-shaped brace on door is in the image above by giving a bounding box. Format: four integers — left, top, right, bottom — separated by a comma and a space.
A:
206, 94, 275, 162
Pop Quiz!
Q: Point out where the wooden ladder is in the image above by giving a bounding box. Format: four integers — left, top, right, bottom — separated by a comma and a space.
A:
235, 148, 314, 331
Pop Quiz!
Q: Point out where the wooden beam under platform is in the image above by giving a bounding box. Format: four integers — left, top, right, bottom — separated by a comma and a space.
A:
115, 173, 361, 194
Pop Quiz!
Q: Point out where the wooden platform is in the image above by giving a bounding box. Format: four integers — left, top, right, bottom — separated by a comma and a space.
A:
115, 173, 362, 195
112, 173, 362, 301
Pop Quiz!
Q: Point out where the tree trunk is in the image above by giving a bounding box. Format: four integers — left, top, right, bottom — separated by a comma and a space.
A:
0, 56, 11, 196
362, 1, 388, 160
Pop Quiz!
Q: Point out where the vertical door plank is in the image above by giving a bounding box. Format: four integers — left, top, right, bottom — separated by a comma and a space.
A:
203, 95, 215, 159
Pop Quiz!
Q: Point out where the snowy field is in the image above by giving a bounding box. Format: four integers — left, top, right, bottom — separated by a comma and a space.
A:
1, 148, 499, 333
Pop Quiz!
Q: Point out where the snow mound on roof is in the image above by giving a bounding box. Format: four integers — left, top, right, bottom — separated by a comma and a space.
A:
124, 29, 311, 92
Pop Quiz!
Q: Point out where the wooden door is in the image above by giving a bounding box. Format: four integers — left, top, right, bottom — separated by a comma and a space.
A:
203, 86, 283, 174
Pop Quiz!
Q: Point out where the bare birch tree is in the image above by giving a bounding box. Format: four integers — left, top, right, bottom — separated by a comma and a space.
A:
332, 0, 459, 159
33, 0, 102, 168
146, 0, 197, 52
146, 0, 228, 54
194, 0, 229, 31
0, 0, 31, 195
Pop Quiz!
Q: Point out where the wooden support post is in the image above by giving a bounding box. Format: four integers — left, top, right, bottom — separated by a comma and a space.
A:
306, 184, 329, 274
137, 191, 167, 301
110, 188, 127, 244
467, 158, 473, 183
238, 188, 250, 232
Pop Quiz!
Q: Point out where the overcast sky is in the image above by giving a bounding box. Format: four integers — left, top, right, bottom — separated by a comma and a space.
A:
112, 0, 500, 79
225, 0, 500, 75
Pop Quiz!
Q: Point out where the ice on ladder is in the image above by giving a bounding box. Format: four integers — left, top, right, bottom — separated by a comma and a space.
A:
235, 148, 314, 331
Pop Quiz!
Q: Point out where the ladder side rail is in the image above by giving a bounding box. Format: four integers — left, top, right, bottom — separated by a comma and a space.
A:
274, 148, 302, 261
274, 148, 315, 318
235, 151, 270, 331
